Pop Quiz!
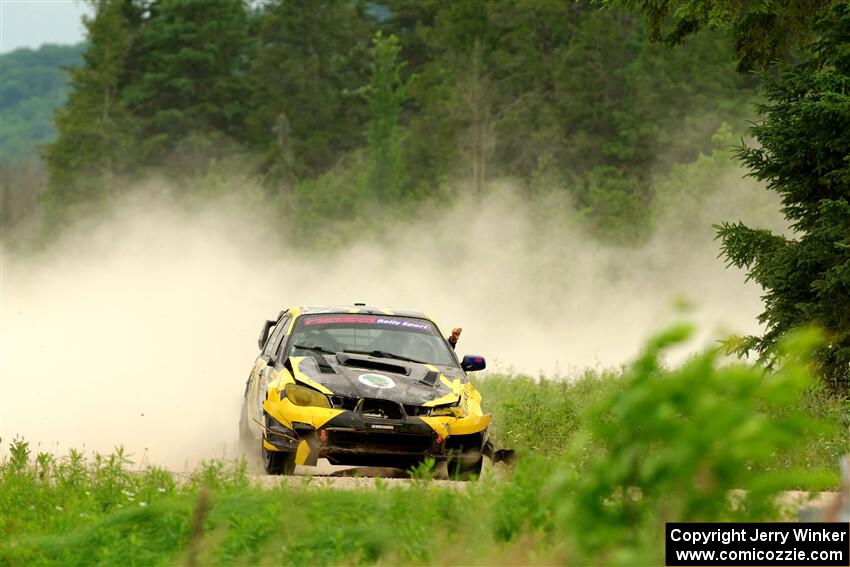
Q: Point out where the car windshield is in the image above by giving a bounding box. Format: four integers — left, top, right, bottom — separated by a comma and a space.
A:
286, 314, 456, 366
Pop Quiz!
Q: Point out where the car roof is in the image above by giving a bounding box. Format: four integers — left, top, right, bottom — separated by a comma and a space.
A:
291, 304, 432, 320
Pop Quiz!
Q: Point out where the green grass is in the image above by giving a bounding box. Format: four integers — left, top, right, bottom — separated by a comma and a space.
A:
476, 369, 622, 456
476, 369, 848, 483
3, 326, 848, 566
0, 455, 549, 566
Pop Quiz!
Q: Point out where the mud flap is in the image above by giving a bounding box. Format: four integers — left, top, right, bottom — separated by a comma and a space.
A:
481, 439, 517, 465
294, 434, 321, 466
492, 449, 517, 464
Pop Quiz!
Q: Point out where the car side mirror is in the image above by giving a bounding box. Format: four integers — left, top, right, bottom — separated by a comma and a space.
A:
258, 319, 275, 349
461, 355, 486, 372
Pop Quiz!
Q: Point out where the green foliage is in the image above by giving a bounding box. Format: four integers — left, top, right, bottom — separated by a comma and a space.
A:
652, 123, 737, 215
122, 0, 253, 165
18, 0, 760, 244
362, 32, 410, 202
246, 0, 375, 182
0, 439, 178, 546
0, 44, 84, 164
401, 1, 755, 239
550, 325, 840, 564
479, 356, 846, 481
43, 0, 139, 223
477, 371, 619, 455
612, 0, 849, 387
1, 328, 846, 565
607, 0, 834, 71
715, 4, 850, 389
40, 0, 257, 231
0, 155, 48, 235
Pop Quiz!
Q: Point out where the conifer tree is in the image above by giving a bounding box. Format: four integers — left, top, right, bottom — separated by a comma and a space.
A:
247, 0, 375, 182
122, 0, 252, 166
611, 0, 833, 71
362, 32, 410, 202
715, 5, 850, 388
613, 0, 849, 387
43, 0, 139, 221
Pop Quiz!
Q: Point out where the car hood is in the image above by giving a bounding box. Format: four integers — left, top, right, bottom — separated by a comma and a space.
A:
289, 353, 463, 406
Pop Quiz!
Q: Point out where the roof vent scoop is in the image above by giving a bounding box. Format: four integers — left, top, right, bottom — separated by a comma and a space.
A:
354, 302, 366, 306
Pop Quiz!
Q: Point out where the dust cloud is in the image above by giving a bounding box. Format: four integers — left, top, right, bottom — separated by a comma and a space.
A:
0, 172, 786, 468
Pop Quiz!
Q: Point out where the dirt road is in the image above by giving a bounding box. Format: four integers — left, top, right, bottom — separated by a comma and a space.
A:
172, 456, 496, 490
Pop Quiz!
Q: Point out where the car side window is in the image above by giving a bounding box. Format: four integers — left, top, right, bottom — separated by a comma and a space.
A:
263, 315, 290, 360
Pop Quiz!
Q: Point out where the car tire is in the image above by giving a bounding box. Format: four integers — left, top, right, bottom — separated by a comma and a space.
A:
261, 440, 296, 475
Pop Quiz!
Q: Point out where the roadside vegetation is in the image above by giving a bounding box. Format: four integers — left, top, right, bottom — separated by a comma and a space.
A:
2, 1, 847, 564
3, 325, 846, 566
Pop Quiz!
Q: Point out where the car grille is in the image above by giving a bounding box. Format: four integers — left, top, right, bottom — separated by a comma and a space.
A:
330, 396, 359, 411
403, 404, 430, 417
360, 398, 403, 420
327, 430, 434, 453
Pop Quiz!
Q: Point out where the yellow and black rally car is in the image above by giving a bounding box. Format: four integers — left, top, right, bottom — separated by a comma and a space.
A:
240, 304, 500, 477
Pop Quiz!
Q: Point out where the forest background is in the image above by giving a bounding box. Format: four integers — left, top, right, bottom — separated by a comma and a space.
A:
5, 0, 847, 387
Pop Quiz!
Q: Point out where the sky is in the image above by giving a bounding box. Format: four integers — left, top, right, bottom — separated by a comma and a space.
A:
0, 0, 91, 53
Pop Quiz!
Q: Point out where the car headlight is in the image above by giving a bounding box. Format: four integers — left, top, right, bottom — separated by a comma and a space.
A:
284, 384, 331, 408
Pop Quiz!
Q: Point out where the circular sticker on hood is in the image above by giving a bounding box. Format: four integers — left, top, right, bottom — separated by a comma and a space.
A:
358, 373, 396, 389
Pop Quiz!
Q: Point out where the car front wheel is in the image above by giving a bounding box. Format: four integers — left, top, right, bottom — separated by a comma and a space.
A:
261, 440, 296, 475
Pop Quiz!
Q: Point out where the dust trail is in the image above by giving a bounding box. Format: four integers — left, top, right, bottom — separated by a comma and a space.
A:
0, 173, 784, 468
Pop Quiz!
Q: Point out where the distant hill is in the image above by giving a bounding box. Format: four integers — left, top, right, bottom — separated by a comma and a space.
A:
1, 43, 85, 164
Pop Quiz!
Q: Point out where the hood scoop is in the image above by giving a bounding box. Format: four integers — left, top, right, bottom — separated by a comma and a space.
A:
420, 370, 440, 387
312, 354, 336, 374
335, 353, 410, 376
290, 355, 336, 374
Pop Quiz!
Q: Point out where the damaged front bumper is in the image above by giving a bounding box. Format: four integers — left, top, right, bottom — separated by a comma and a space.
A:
262, 397, 493, 469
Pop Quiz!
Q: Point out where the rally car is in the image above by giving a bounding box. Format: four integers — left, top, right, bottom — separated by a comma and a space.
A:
239, 304, 499, 477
